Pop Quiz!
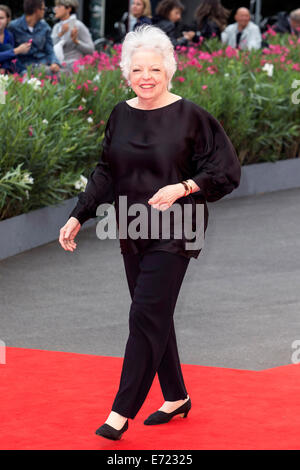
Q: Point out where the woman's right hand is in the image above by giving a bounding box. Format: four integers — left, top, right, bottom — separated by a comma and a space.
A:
59, 217, 81, 252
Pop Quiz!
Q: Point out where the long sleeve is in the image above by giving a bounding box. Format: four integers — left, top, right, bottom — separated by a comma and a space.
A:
0, 29, 16, 63
0, 47, 15, 63
190, 110, 241, 202
221, 26, 229, 45
247, 24, 262, 50
51, 23, 61, 46
68, 110, 115, 225
74, 22, 95, 56
44, 27, 60, 65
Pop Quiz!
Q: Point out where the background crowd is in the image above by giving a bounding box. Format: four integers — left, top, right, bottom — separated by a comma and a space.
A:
0, 0, 300, 78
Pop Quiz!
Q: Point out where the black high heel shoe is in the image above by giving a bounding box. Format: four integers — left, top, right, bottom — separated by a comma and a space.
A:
95, 419, 129, 440
144, 397, 191, 425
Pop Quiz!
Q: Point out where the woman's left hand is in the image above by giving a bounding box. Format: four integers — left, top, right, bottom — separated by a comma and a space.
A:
148, 183, 185, 211
71, 27, 79, 44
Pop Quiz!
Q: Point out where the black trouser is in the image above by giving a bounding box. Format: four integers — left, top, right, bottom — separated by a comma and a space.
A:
111, 250, 190, 420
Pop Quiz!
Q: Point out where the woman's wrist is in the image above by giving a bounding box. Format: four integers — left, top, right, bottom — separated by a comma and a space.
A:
176, 179, 200, 198
175, 183, 186, 198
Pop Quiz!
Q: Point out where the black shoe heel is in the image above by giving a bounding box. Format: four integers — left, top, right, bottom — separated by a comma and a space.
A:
144, 397, 191, 425
95, 419, 129, 440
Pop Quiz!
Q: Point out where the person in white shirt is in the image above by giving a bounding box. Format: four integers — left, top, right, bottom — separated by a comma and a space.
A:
51, 0, 94, 69
221, 7, 262, 50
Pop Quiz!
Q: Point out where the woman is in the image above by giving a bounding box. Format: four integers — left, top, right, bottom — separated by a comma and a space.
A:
183, 0, 230, 43
151, 0, 187, 47
51, 0, 94, 68
130, 0, 152, 31
0, 4, 31, 74
59, 25, 241, 441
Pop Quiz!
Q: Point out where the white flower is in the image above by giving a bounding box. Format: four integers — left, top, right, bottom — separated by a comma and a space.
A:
23, 172, 34, 184
81, 97, 87, 103
224, 73, 230, 78
93, 73, 101, 82
74, 174, 88, 190
42, 119, 48, 125
0, 74, 9, 83
25, 190, 30, 199
26, 77, 42, 90
87, 116, 93, 123
262, 63, 274, 77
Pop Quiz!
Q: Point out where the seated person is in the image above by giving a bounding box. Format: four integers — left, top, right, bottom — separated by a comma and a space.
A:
51, 0, 95, 68
0, 4, 31, 74
129, 0, 152, 32
7, 0, 60, 76
151, 0, 188, 47
221, 7, 262, 50
183, 0, 230, 43
273, 9, 300, 37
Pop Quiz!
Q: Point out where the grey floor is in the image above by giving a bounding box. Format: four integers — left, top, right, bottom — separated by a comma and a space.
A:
1, 188, 300, 371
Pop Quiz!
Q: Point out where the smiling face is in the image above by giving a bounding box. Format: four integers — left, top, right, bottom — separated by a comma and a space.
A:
130, 0, 144, 18
0, 9, 9, 33
128, 49, 169, 101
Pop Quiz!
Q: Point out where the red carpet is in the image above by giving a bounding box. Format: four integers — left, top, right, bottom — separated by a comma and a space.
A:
1, 347, 300, 450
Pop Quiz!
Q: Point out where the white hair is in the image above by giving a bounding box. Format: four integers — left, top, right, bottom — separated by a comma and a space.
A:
119, 25, 177, 91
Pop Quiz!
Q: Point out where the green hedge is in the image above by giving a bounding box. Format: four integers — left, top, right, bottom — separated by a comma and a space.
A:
0, 34, 299, 221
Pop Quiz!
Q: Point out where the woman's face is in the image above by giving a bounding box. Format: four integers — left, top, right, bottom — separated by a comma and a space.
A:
54, 4, 71, 20
129, 49, 169, 101
0, 10, 9, 32
130, 0, 144, 18
168, 7, 182, 23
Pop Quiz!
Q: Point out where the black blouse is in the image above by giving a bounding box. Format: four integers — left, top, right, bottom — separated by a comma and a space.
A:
68, 97, 241, 259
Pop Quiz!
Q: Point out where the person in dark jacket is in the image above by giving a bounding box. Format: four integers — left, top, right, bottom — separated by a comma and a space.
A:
273, 9, 300, 37
130, 0, 152, 31
7, 0, 61, 76
151, 0, 188, 47
0, 4, 31, 74
183, 0, 230, 43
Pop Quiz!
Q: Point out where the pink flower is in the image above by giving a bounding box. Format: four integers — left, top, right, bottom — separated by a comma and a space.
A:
202, 85, 208, 90
76, 85, 81, 89
78, 105, 84, 111
93, 86, 98, 91
176, 76, 185, 82
88, 110, 93, 115
28, 126, 34, 136
225, 46, 238, 58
